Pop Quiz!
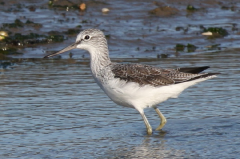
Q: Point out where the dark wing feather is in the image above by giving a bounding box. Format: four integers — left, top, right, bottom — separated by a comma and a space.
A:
111, 64, 215, 87
178, 66, 209, 74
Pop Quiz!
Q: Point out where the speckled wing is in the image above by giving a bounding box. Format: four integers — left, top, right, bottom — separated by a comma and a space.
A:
111, 64, 214, 87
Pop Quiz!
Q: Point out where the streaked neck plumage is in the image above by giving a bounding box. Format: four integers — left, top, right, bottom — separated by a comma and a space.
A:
87, 38, 111, 77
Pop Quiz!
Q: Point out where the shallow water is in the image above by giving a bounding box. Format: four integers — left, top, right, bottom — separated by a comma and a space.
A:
1, 0, 240, 158
0, 49, 240, 158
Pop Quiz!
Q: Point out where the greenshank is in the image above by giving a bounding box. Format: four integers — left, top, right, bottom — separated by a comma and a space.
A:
44, 29, 218, 135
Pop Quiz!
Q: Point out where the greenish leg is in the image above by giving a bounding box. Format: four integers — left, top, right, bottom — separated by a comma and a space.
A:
140, 113, 152, 135
154, 107, 167, 130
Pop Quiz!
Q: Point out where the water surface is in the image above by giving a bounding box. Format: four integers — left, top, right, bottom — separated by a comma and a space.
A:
0, 0, 240, 158
0, 50, 239, 158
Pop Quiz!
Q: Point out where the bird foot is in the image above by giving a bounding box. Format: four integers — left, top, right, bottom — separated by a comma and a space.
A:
147, 127, 153, 135
155, 118, 167, 131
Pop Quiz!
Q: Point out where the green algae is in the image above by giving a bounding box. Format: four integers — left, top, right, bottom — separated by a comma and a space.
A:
175, 43, 197, 52
48, 0, 79, 10
0, 18, 83, 55
2, 19, 42, 29
186, 5, 197, 11
175, 44, 185, 51
203, 27, 228, 37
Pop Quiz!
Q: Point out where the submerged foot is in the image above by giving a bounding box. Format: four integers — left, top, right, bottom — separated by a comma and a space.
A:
156, 117, 167, 131
147, 127, 153, 135
154, 107, 167, 131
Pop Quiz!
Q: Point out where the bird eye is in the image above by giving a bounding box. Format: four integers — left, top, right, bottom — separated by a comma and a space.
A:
84, 35, 90, 40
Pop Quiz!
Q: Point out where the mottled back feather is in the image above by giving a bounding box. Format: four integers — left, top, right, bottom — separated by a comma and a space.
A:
111, 64, 216, 87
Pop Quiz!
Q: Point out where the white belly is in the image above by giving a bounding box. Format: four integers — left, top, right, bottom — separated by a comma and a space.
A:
96, 77, 214, 110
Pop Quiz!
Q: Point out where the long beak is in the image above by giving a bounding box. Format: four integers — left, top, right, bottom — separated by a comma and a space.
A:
44, 42, 78, 58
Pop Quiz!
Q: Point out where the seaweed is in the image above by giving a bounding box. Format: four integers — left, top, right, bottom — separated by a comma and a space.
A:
2, 19, 42, 29
175, 44, 185, 51
175, 43, 197, 52
203, 27, 228, 36
48, 0, 80, 10
186, 43, 197, 52
186, 5, 197, 11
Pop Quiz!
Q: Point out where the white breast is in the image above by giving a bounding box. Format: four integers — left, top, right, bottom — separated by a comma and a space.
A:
95, 76, 215, 110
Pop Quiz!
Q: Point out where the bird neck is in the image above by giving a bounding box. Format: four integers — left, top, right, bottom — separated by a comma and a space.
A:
89, 47, 111, 76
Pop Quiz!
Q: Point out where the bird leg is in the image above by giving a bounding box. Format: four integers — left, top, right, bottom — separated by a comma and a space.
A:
154, 107, 167, 130
140, 113, 152, 135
